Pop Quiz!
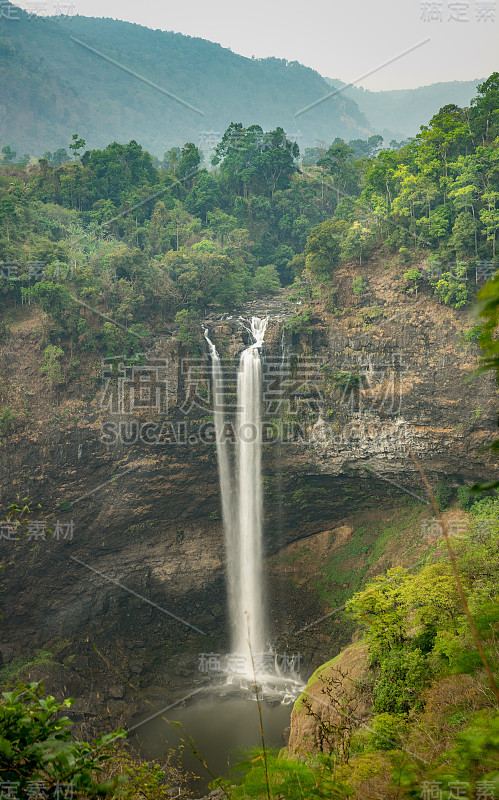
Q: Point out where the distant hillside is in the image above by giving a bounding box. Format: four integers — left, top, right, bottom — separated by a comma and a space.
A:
0, 5, 372, 157
324, 77, 483, 141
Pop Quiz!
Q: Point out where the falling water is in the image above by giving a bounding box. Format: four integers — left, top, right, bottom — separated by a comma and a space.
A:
234, 316, 268, 664
203, 330, 235, 545
205, 318, 268, 676
206, 318, 303, 696
203, 329, 238, 655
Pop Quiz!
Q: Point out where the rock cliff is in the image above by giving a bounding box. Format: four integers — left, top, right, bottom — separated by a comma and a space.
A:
0, 259, 497, 738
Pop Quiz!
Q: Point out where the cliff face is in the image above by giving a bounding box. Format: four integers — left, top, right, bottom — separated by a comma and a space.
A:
0, 261, 497, 732
287, 640, 371, 757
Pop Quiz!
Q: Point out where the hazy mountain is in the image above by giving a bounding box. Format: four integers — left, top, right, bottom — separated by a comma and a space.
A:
0, 5, 372, 157
323, 77, 483, 141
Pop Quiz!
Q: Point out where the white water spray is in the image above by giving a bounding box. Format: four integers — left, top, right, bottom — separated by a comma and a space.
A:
204, 319, 267, 675
204, 329, 238, 654
204, 330, 235, 544
206, 318, 304, 697
234, 316, 268, 664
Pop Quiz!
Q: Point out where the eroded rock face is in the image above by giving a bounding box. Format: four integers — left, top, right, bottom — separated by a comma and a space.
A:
1, 280, 497, 732
287, 641, 371, 757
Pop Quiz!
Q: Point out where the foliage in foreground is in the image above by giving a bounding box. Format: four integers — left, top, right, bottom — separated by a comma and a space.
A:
0, 683, 193, 799
0, 682, 125, 797
225, 748, 349, 799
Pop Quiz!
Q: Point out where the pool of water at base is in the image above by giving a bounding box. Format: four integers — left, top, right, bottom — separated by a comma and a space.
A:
133, 693, 293, 795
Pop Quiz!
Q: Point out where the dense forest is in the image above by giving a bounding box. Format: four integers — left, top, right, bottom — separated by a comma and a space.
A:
1, 72, 498, 366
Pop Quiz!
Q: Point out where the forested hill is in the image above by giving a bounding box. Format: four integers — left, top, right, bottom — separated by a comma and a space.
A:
324, 77, 483, 141
0, 4, 371, 156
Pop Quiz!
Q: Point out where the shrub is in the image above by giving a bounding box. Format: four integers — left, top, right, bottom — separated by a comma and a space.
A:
367, 713, 407, 751
0, 682, 125, 798
373, 648, 430, 714
352, 276, 367, 295
435, 481, 454, 511
284, 307, 313, 335
40, 345, 64, 386
103, 745, 191, 800
304, 219, 343, 277
462, 326, 482, 343
0, 405, 17, 434
398, 246, 412, 265
174, 308, 200, 346
457, 486, 474, 510
429, 271, 470, 309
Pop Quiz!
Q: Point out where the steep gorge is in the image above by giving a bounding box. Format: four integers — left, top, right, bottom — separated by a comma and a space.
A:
0, 257, 497, 748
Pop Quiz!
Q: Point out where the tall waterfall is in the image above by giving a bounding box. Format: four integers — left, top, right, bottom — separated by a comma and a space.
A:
205, 317, 268, 677
203, 329, 238, 656
234, 317, 268, 663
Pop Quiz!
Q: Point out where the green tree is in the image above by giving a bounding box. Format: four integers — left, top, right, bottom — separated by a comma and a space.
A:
213, 124, 298, 199
470, 71, 499, 144
341, 220, 374, 266
1, 146, 16, 164
347, 567, 411, 659
362, 148, 398, 210
177, 142, 201, 182
206, 209, 239, 245
304, 219, 344, 277
403, 268, 423, 297
318, 138, 360, 205
185, 171, 221, 221
163, 146, 181, 175
253, 264, 280, 295
69, 133, 86, 160
418, 104, 470, 178
52, 148, 70, 166
40, 345, 64, 386
0, 192, 15, 242
479, 190, 499, 257
0, 682, 125, 798
174, 308, 201, 346
352, 276, 367, 295
430, 268, 470, 309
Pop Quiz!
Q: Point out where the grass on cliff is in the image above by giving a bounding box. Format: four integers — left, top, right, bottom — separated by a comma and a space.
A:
0, 649, 54, 683
316, 498, 431, 612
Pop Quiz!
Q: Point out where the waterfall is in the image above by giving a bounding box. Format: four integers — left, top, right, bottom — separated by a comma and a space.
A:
203, 329, 238, 655
204, 330, 235, 546
205, 318, 268, 677
234, 316, 268, 665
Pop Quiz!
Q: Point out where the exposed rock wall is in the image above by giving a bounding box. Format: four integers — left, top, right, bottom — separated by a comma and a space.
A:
1, 270, 497, 732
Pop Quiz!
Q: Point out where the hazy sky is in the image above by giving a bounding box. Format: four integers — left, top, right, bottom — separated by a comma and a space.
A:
17, 0, 497, 89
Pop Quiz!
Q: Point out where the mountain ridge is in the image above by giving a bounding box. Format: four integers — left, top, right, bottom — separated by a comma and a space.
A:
324, 76, 484, 140
0, 6, 371, 155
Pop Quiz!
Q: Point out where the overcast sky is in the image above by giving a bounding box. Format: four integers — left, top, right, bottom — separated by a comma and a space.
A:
18, 0, 497, 90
